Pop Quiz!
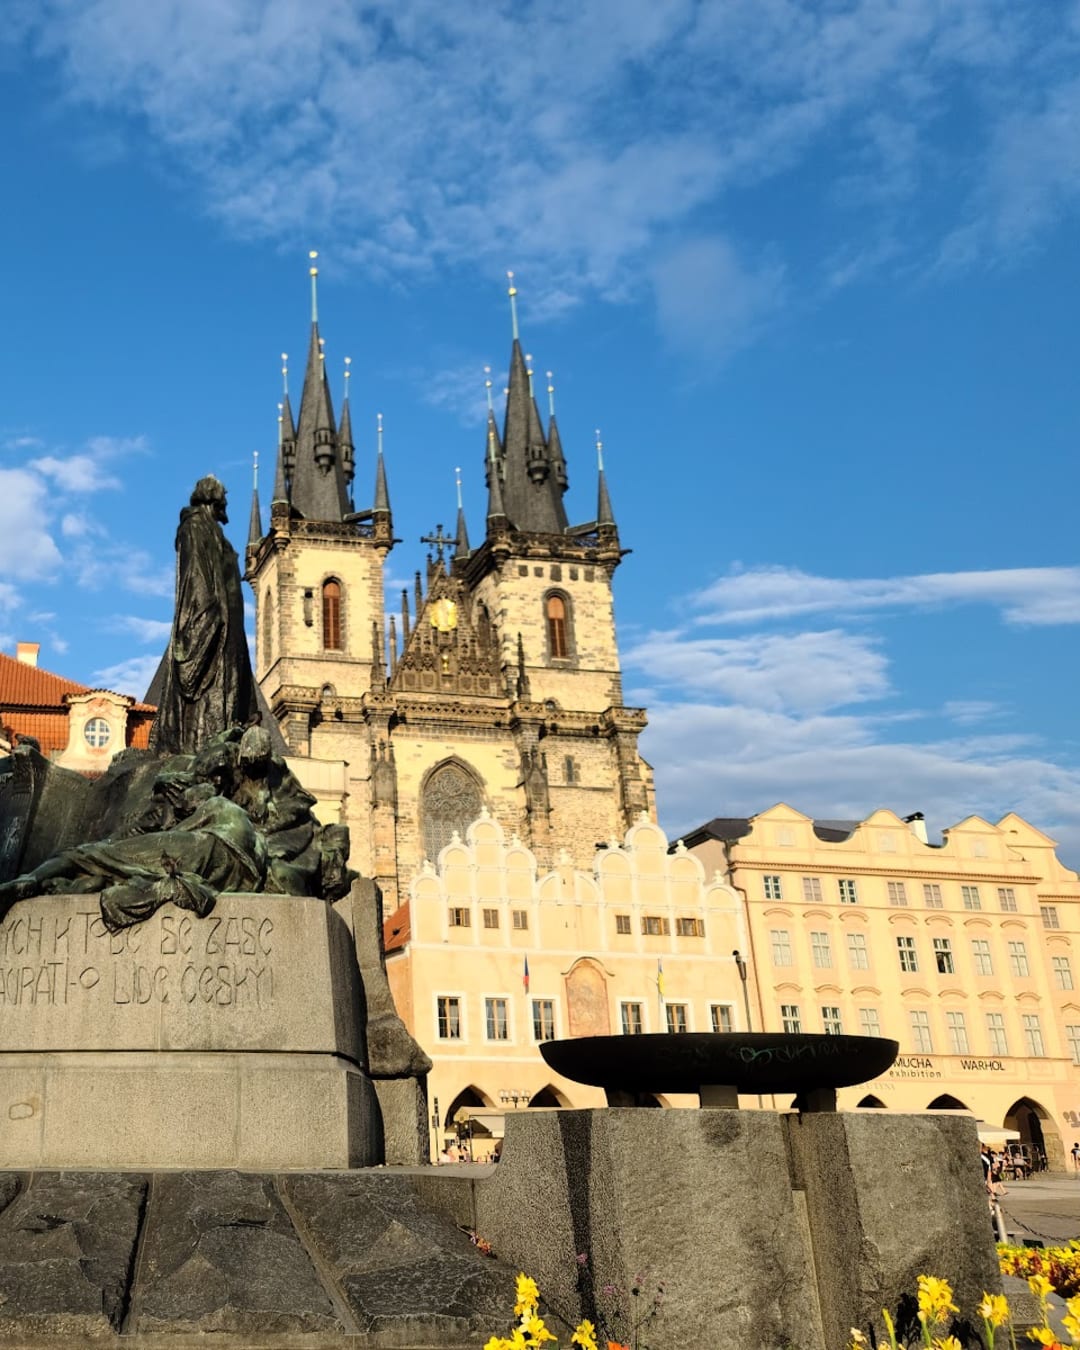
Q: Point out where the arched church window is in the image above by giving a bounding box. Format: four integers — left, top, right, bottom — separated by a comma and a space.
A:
422, 762, 483, 863
262, 587, 274, 662
322, 579, 343, 651
545, 592, 570, 660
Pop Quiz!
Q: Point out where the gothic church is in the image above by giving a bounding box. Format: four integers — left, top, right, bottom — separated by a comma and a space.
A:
245, 272, 654, 914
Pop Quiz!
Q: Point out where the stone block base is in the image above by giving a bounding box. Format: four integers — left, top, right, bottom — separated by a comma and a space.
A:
0, 1051, 381, 1169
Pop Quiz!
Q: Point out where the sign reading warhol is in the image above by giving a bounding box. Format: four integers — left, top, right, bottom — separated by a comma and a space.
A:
0, 906, 275, 1011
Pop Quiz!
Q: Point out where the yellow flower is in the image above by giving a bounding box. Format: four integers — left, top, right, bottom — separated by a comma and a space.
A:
917, 1275, 958, 1325
521, 1313, 556, 1345
483, 1339, 510, 1350
1027, 1327, 1058, 1347
932, 1337, 962, 1350
1029, 1274, 1055, 1300
572, 1320, 599, 1350
977, 1292, 1010, 1328
849, 1331, 869, 1348
1063, 1313, 1080, 1342
514, 1274, 540, 1317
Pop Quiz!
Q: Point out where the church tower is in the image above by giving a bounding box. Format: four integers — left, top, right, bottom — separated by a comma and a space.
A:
248, 265, 652, 915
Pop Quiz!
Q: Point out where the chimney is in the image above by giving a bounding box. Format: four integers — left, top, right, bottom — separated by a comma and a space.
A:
904, 811, 928, 845
15, 642, 39, 668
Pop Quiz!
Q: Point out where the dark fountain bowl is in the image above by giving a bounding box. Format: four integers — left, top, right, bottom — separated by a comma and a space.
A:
540, 1032, 899, 1097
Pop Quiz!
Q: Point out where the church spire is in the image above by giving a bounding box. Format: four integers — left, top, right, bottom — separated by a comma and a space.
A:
287, 252, 351, 522
494, 275, 568, 536
454, 466, 470, 558
373, 412, 391, 515
339, 356, 355, 499
248, 450, 262, 545
596, 429, 616, 528
272, 354, 294, 507
546, 370, 568, 491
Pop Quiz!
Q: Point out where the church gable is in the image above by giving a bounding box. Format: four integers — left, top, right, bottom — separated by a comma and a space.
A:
391, 561, 503, 698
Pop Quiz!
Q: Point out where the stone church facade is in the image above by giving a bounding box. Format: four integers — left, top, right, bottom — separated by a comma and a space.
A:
245, 277, 654, 915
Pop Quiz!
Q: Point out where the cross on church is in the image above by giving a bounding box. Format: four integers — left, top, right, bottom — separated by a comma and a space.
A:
420, 523, 454, 564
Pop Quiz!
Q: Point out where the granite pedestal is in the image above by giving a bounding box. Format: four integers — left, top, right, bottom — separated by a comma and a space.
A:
0, 894, 381, 1169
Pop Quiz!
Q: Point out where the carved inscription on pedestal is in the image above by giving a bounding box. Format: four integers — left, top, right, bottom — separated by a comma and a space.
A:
0, 908, 275, 1011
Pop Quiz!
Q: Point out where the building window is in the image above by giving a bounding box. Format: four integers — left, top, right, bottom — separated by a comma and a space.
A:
642, 915, 670, 936
781, 1004, 802, 1034
84, 717, 111, 749
262, 586, 274, 661
879, 831, 897, 853
615, 914, 631, 935
564, 756, 578, 784
971, 939, 993, 976
437, 996, 461, 1040
771, 929, 793, 966
485, 997, 510, 1041
838, 879, 858, 904
482, 908, 500, 930
532, 999, 556, 1041
1041, 906, 1061, 930
621, 1002, 644, 1035
961, 886, 982, 911
1023, 1014, 1045, 1057
676, 917, 704, 938
810, 931, 832, 968
859, 1008, 882, 1037
322, 578, 343, 650
448, 907, 470, 928
822, 1006, 843, 1035
545, 593, 570, 660
802, 876, 822, 903
846, 933, 870, 970
896, 935, 919, 973
763, 875, 783, 900
923, 883, 943, 908
887, 881, 908, 907
1067, 1025, 1080, 1066
1053, 955, 1074, 990
512, 909, 529, 931
933, 938, 954, 976
986, 1013, 1008, 1057
422, 761, 483, 864
998, 887, 1018, 913
1008, 941, 1030, 978
665, 1003, 689, 1034
710, 1004, 734, 1034
909, 1010, 933, 1053
946, 1011, 969, 1054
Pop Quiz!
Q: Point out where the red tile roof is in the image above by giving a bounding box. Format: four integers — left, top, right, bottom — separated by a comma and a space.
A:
0, 651, 155, 714
1, 711, 70, 756
382, 902, 411, 954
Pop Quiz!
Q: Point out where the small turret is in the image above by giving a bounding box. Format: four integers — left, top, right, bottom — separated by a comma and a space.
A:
454, 467, 470, 559
247, 451, 263, 547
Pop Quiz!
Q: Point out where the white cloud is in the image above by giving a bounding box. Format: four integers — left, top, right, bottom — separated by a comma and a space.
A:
693, 564, 1080, 627
623, 628, 889, 713
107, 615, 172, 644
647, 699, 1080, 866
92, 653, 162, 701
652, 237, 786, 360
31, 454, 121, 493
71, 540, 172, 598
10, 0, 1078, 318
0, 468, 62, 579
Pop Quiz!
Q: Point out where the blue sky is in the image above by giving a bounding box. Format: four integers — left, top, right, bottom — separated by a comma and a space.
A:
1, 0, 1079, 859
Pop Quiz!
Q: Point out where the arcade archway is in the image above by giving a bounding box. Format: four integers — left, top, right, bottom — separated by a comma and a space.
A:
927, 1094, 969, 1111
1005, 1097, 1064, 1171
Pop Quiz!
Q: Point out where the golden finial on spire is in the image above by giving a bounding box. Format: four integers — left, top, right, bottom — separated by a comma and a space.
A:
507, 270, 519, 341
277, 403, 284, 448
309, 250, 319, 322
525, 352, 535, 398
344, 355, 351, 399
253, 449, 259, 489
318, 335, 326, 365
487, 425, 497, 463
377, 412, 384, 455
281, 353, 289, 397
546, 370, 556, 418
484, 365, 494, 413
455, 466, 463, 510
595, 428, 605, 472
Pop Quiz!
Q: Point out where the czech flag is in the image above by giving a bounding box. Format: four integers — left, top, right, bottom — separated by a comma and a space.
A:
523, 954, 530, 994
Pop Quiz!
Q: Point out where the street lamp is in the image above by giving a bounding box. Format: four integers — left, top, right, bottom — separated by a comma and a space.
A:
732, 949, 752, 1032
499, 1089, 529, 1108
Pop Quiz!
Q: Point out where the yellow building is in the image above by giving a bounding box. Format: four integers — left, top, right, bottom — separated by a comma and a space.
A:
682, 804, 1080, 1167
383, 813, 748, 1159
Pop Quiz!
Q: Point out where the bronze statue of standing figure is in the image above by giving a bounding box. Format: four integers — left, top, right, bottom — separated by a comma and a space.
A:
149, 475, 257, 755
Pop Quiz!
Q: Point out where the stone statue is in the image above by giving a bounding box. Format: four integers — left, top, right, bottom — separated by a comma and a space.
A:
149, 475, 257, 755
